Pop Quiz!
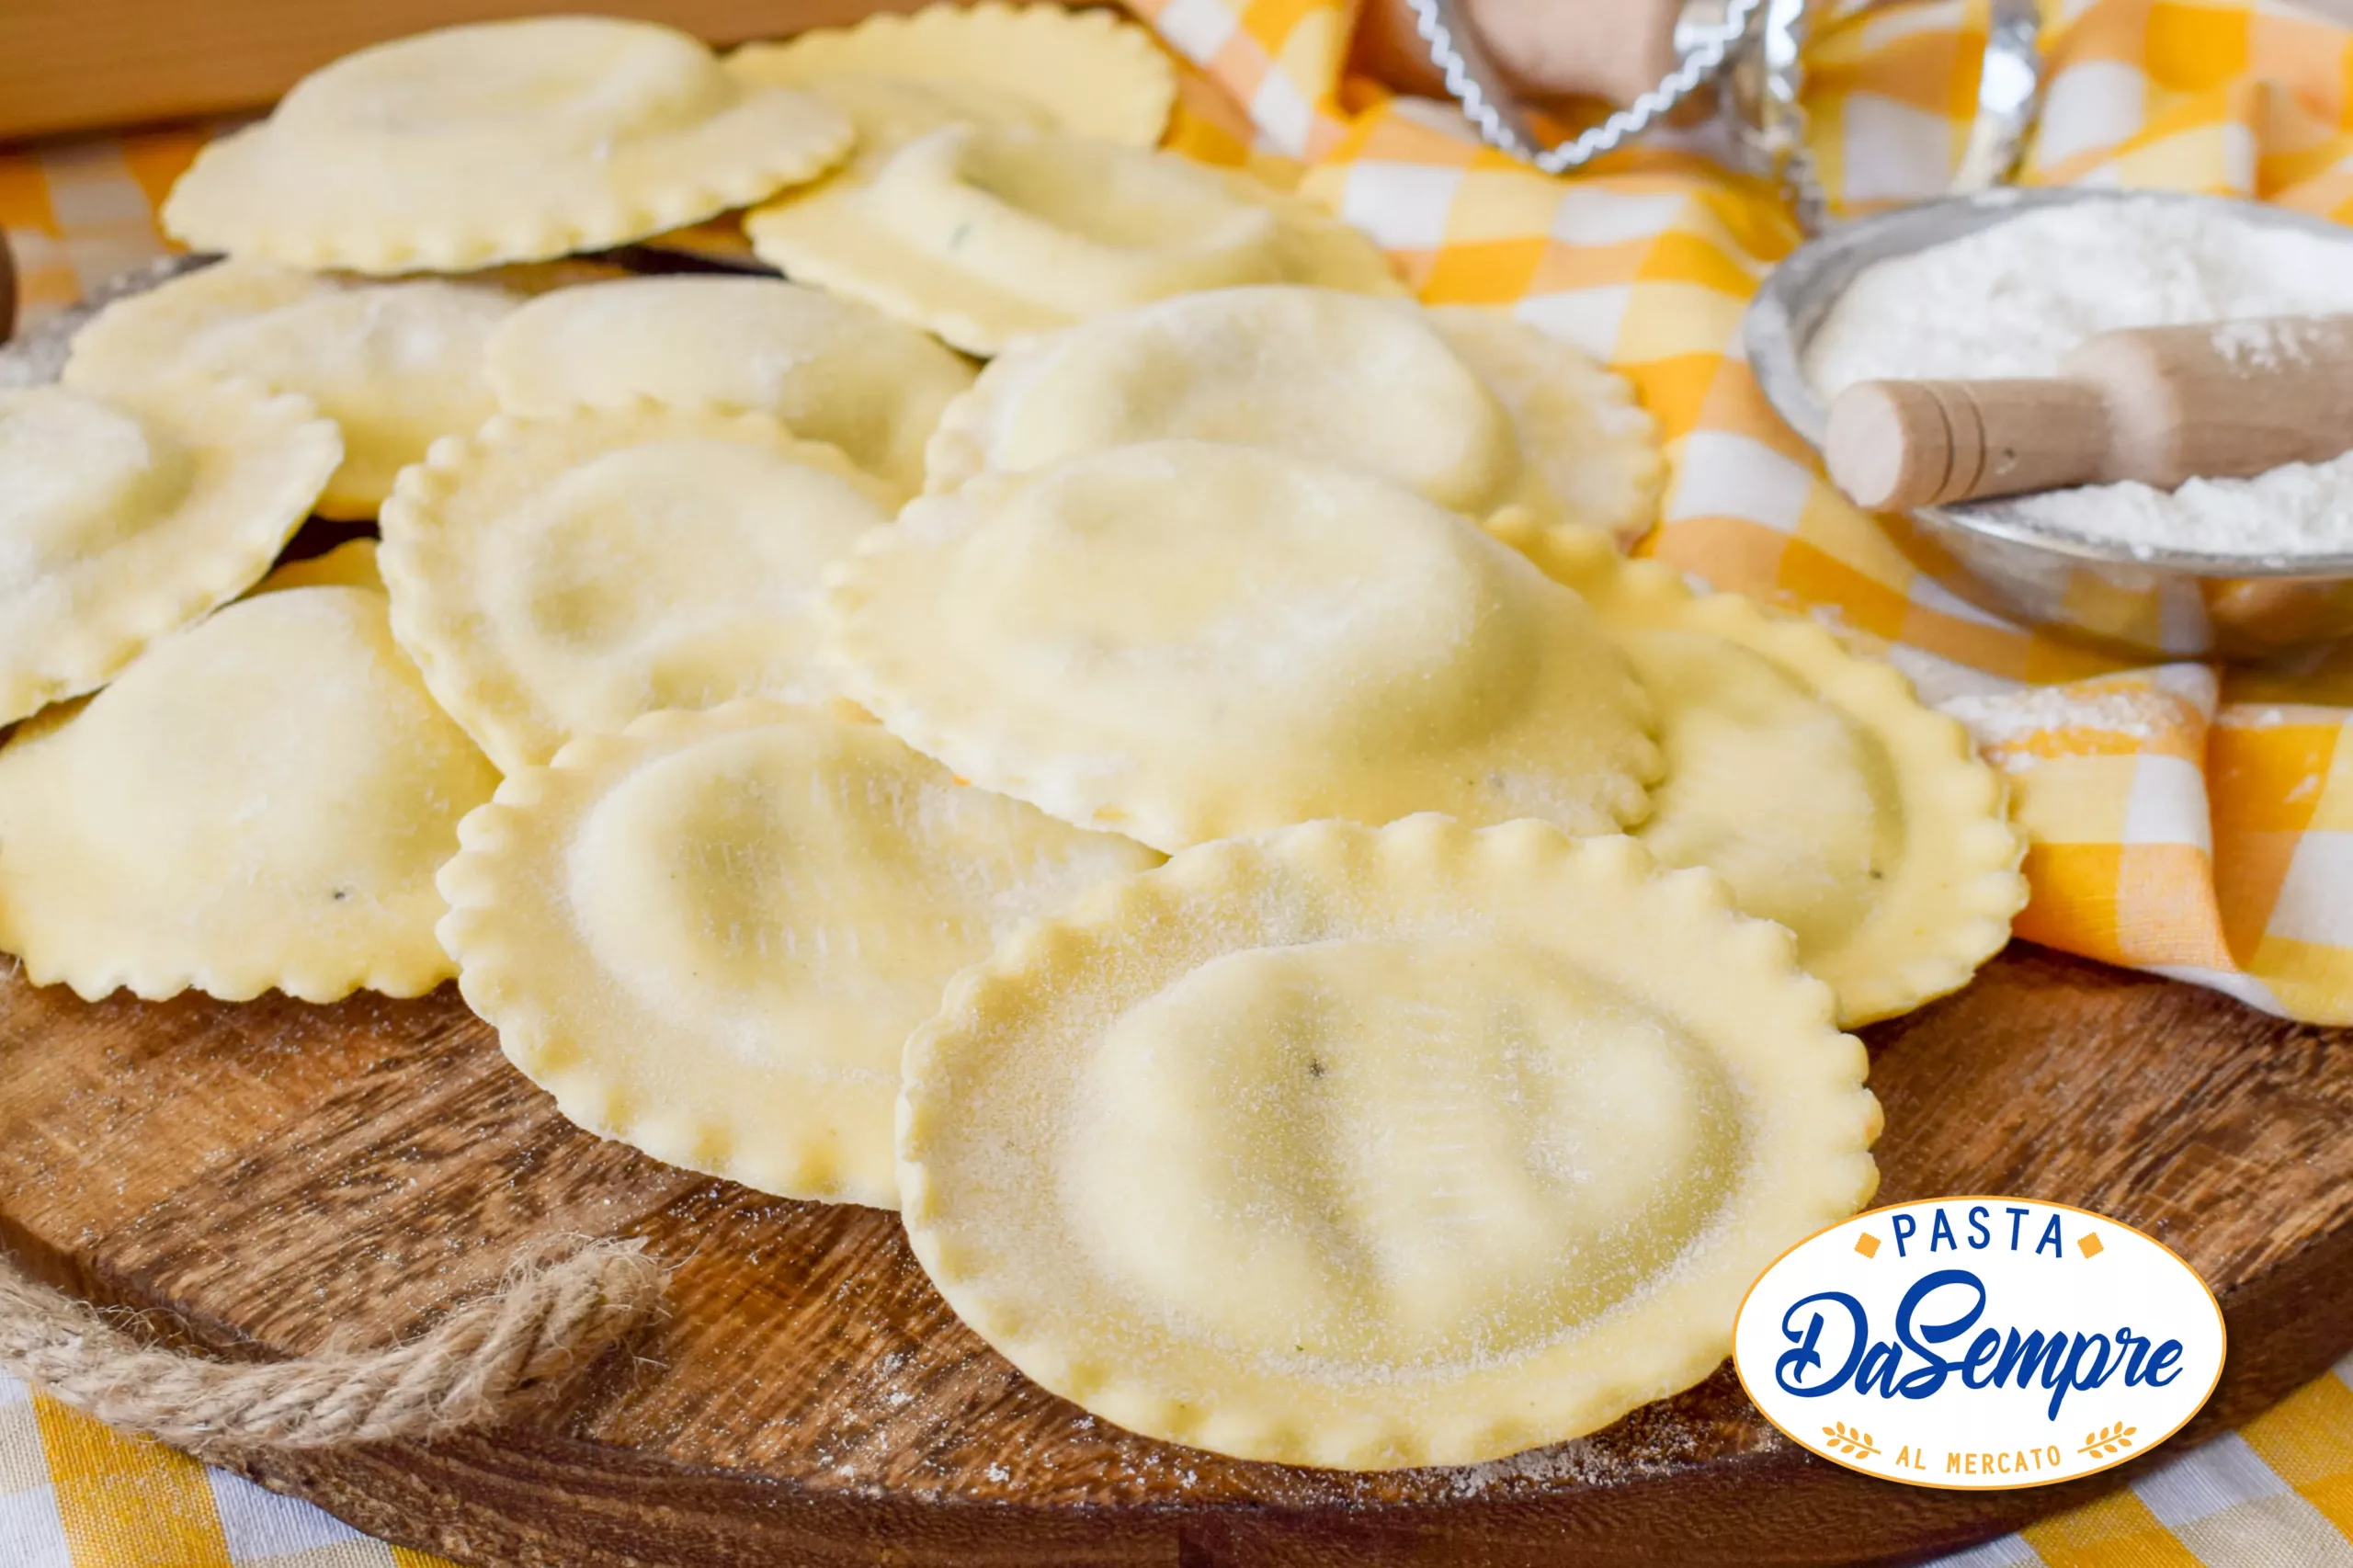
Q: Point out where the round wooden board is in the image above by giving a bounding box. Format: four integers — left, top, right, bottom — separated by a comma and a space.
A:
0, 946, 2347, 1566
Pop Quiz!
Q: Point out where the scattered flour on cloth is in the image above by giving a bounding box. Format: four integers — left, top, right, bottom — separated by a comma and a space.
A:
1802, 197, 2353, 559
1939, 683, 2191, 770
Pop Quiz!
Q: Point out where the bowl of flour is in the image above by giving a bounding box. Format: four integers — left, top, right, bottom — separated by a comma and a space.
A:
1746, 188, 2353, 659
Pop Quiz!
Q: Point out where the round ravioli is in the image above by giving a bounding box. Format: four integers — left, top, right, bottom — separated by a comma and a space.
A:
483, 277, 975, 497
825, 440, 1661, 853
64, 258, 517, 517
0, 577, 499, 1003
1427, 306, 1665, 544
438, 700, 1159, 1207
726, 2, 1174, 153
162, 17, 853, 274
899, 816, 1881, 1469
925, 287, 1531, 516
381, 406, 896, 775
745, 125, 1404, 356
925, 287, 1662, 542
1491, 519, 2028, 1025
736, 73, 1050, 190
0, 381, 339, 727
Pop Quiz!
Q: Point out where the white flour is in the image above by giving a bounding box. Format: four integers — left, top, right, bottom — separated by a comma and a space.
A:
2207, 314, 2332, 371
1940, 684, 2176, 749
1802, 197, 2353, 558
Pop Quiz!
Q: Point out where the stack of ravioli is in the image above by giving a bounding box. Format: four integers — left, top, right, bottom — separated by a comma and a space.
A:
0, 5, 2026, 1473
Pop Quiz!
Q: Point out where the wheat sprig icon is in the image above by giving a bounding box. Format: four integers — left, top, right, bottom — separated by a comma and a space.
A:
1822, 1421, 1881, 1460
2079, 1422, 2139, 1459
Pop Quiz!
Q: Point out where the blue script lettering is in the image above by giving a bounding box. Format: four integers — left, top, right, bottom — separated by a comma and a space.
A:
1772, 1269, 2185, 1420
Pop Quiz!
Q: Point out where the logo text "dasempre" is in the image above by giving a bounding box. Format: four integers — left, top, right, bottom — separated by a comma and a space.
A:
1774, 1267, 2187, 1420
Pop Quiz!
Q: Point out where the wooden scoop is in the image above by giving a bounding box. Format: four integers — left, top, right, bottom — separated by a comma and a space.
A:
1824, 312, 2353, 511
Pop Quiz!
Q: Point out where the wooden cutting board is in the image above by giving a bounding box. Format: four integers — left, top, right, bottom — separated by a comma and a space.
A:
1, 945, 2348, 1567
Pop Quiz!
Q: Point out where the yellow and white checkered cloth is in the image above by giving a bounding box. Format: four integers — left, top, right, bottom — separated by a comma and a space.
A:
3, 0, 2353, 1561
0, 1374, 454, 1566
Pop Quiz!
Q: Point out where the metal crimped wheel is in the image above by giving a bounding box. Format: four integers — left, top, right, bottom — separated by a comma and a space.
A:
1410, 0, 2042, 232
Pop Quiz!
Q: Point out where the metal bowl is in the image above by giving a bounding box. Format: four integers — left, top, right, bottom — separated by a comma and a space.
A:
1745, 187, 2353, 662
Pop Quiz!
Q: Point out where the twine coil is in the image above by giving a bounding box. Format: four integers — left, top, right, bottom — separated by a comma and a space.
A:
0, 1239, 664, 1458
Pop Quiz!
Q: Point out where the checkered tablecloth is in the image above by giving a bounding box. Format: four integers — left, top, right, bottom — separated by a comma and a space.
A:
0, 1374, 453, 1567
5, 0, 2353, 1562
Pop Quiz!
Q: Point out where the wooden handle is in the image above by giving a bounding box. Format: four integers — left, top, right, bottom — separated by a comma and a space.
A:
0, 227, 15, 347
1825, 312, 2353, 511
2063, 315, 2353, 489
1825, 378, 2109, 512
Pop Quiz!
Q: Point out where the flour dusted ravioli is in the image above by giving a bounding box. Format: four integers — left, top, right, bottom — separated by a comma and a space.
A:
65, 259, 517, 517
381, 406, 897, 774
899, 817, 1881, 1468
720, 4, 1172, 294
826, 441, 1660, 852
926, 288, 1662, 542
484, 277, 975, 497
163, 17, 853, 274
0, 381, 338, 727
925, 287, 1530, 512
1427, 306, 1665, 544
727, 2, 1173, 153
745, 126, 1404, 356
1491, 519, 2028, 1025
439, 700, 1157, 1206
0, 575, 498, 1002
764, 74, 1051, 181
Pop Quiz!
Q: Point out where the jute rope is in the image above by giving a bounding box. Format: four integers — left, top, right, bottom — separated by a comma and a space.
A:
0, 1239, 665, 1459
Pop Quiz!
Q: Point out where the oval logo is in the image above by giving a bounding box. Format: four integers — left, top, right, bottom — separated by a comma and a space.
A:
1733, 1198, 2223, 1489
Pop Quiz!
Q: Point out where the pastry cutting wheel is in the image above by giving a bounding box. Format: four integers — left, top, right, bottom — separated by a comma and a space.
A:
1406, 0, 2046, 229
